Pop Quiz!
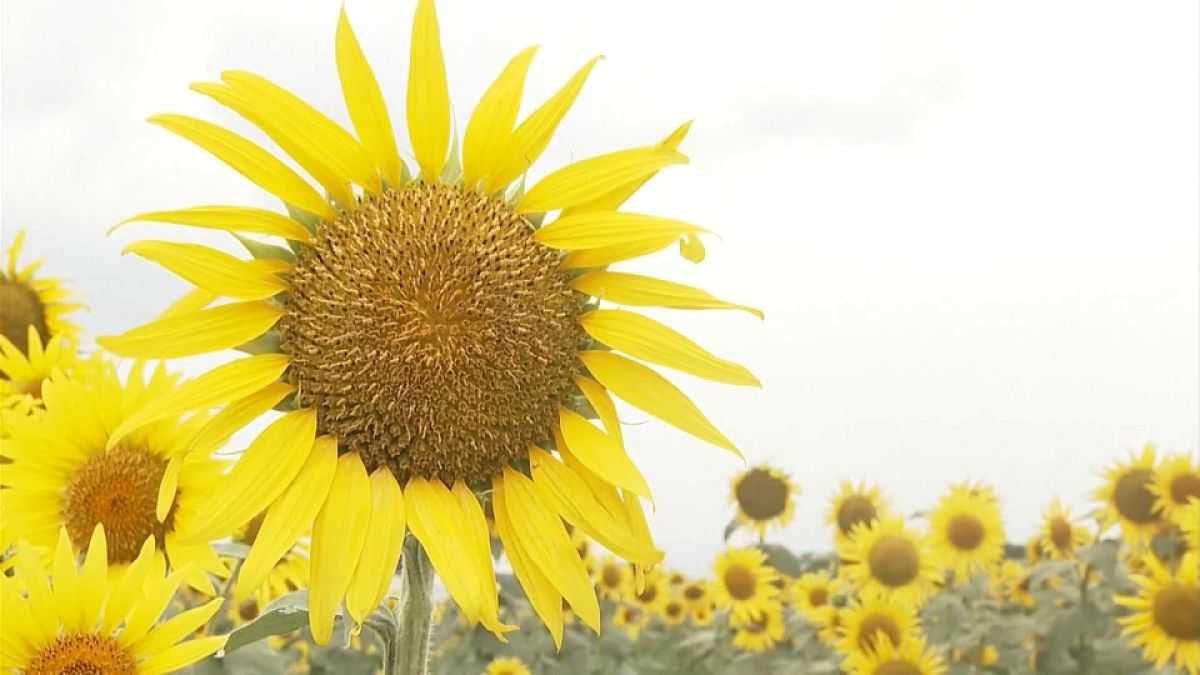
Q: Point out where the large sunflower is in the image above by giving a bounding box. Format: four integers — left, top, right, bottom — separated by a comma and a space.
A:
0, 359, 230, 592
1094, 444, 1165, 545
3, 526, 226, 674
841, 517, 939, 607
712, 547, 779, 622
844, 635, 948, 675
829, 480, 891, 552
1037, 497, 1091, 560
730, 464, 797, 537
1150, 453, 1200, 527
1115, 552, 1200, 674
926, 483, 1005, 580
100, 0, 756, 646
1, 231, 83, 356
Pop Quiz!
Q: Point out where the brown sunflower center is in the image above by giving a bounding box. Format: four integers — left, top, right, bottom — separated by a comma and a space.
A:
25, 634, 136, 675
62, 447, 170, 564
665, 601, 684, 618
875, 662, 921, 675
946, 514, 985, 551
724, 564, 758, 600
683, 583, 706, 601
281, 183, 584, 483
1153, 584, 1200, 640
735, 469, 790, 520
857, 614, 902, 650
635, 584, 659, 605
838, 495, 878, 536
808, 587, 830, 607
601, 565, 622, 589
1049, 517, 1073, 550
1113, 469, 1158, 524
1170, 473, 1200, 506
0, 278, 48, 356
868, 535, 920, 588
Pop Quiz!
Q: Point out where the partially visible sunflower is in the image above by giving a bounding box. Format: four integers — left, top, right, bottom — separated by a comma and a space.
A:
829, 480, 891, 552
1115, 552, 1200, 674
1151, 453, 1200, 527
680, 578, 712, 608
792, 569, 839, 624
660, 597, 688, 627
0, 359, 231, 592
844, 635, 947, 675
730, 465, 797, 537
612, 604, 648, 640
484, 656, 532, 675
691, 602, 714, 627
0, 230, 84, 355
842, 517, 939, 607
594, 556, 628, 601
101, 0, 758, 646
1038, 497, 1091, 560
3, 526, 226, 674
625, 567, 667, 614
712, 547, 779, 621
0, 328, 83, 415
1180, 499, 1200, 554
1094, 444, 1164, 545
731, 602, 785, 653
926, 483, 1005, 580
835, 594, 919, 657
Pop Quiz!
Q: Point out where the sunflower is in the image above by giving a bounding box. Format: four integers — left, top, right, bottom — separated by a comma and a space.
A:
1037, 497, 1091, 560
691, 603, 715, 627
841, 517, 939, 607
1151, 453, 1200, 527
594, 556, 628, 601
792, 569, 839, 624
730, 465, 797, 537
0, 328, 84, 416
1115, 552, 1200, 674
844, 635, 948, 675
484, 656, 532, 675
0, 231, 83, 356
100, 0, 758, 647
835, 594, 919, 657
926, 483, 1005, 580
3, 526, 226, 674
0, 359, 230, 592
660, 597, 688, 627
731, 601, 785, 653
1180, 499, 1200, 554
1095, 444, 1165, 545
712, 547, 779, 621
829, 480, 891, 552
612, 604, 648, 640
625, 567, 667, 614
681, 578, 712, 608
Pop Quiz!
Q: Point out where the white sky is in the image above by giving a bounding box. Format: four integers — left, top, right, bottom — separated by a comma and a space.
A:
3, 1, 1197, 575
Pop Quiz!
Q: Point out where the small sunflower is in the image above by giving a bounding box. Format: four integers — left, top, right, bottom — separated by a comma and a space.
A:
730, 465, 797, 537
660, 597, 688, 627
680, 578, 712, 608
844, 635, 948, 675
625, 567, 667, 614
0, 328, 83, 415
829, 480, 891, 552
3, 526, 226, 674
1115, 552, 1200, 674
612, 604, 648, 640
926, 483, 1005, 580
0, 230, 84, 356
594, 555, 628, 601
731, 602, 785, 653
1180, 499, 1200, 554
484, 656, 532, 675
691, 603, 715, 627
101, 0, 758, 646
0, 359, 230, 592
666, 569, 687, 588
1037, 497, 1091, 560
835, 594, 919, 658
1095, 444, 1165, 545
712, 547, 779, 621
841, 517, 939, 607
1151, 453, 1200, 526
792, 569, 839, 624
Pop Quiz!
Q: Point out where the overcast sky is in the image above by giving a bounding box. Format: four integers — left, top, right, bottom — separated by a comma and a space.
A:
3, 1, 1197, 575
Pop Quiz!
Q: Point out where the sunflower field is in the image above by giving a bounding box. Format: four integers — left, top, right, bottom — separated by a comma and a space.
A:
1, 1, 1197, 675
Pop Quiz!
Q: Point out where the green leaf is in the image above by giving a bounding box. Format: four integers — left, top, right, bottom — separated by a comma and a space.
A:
233, 233, 295, 263
757, 543, 803, 577
224, 592, 310, 653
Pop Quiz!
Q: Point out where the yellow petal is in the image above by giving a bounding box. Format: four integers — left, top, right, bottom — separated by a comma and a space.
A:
491, 477, 563, 648
131, 598, 222, 657
500, 468, 600, 633
79, 525, 109, 630
309, 452, 372, 645
405, 477, 482, 625
561, 236, 678, 269
571, 271, 762, 318
679, 233, 706, 262
186, 409, 318, 543
13, 544, 57, 640
107, 354, 288, 448
485, 56, 602, 194
533, 211, 705, 251
187, 381, 295, 454
450, 480, 513, 637
579, 350, 740, 457
580, 310, 760, 387
157, 286, 218, 320
529, 449, 661, 565
148, 114, 332, 219
563, 121, 692, 216
557, 408, 651, 501
120, 567, 188, 646
123, 240, 290, 301
51, 529, 84, 632
574, 375, 622, 442
100, 537, 158, 634
156, 454, 183, 522
111, 206, 311, 241
407, 0, 450, 179
345, 468, 406, 624
235, 436, 338, 602
462, 46, 539, 190
97, 302, 283, 359
136, 636, 227, 675
337, 6, 403, 187
517, 148, 687, 214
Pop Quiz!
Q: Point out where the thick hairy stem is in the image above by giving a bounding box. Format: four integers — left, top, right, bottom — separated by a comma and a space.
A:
388, 536, 435, 675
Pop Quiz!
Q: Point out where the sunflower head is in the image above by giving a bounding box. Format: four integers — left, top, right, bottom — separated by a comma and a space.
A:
1038, 497, 1092, 560
830, 480, 891, 551
835, 594, 919, 658
842, 517, 938, 607
926, 483, 1005, 580
1, 231, 83, 356
681, 579, 712, 607
792, 569, 840, 623
612, 604, 648, 640
844, 634, 948, 675
595, 556, 629, 601
730, 464, 797, 536
1095, 444, 1166, 545
660, 597, 688, 626
1150, 453, 1200, 526
731, 602, 786, 653
1116, 552, 1200, 674
712, 547, 780, 622
484, 656, 533, 675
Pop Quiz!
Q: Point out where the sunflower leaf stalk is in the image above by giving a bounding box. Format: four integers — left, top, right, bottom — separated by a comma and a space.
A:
389, 536, 436, 675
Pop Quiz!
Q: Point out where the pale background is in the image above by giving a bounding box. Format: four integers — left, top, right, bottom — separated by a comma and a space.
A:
2, 1, 1197, 576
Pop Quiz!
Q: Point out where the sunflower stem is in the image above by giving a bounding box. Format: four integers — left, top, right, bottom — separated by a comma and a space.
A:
389, 536, 435, 675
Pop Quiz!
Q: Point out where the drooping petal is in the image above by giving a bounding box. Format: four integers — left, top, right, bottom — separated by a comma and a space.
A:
574, 375, 623, 442
187, 381, 295, 454
517, 147, 687, 214
156, 454, 183, 522
450, 480, 513, 637
571, 272, 763, 318
123, 241, 290, 301
556, 408, 652, 501
462, 46, 539, 190
337, 6, 403, 188
491, 477, 564, 648
345, 468, 406, 624
407, 0, 450, 179
309, 452, 372, 644
111, 206, 311, 241
148, 114, 332, 219
405, 477, 483, 626
579, 350, 740, 457
533, 212, 705, 251
97, 302, 283, 359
